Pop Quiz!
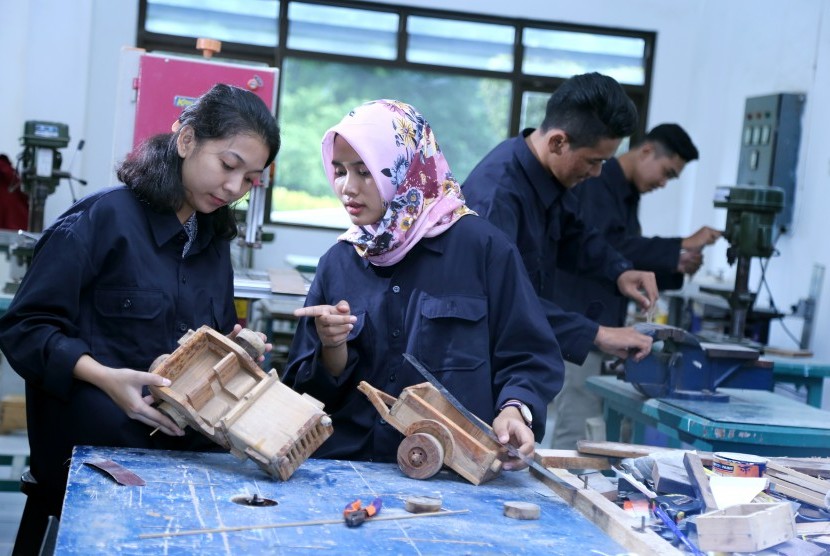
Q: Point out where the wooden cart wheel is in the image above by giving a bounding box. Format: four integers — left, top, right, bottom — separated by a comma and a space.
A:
155, 400, 189, 430
397, 432, 445, 480
235, 328, 266, 360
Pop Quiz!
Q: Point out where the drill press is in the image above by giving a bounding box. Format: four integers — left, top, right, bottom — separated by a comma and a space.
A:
712, 185, 784, 341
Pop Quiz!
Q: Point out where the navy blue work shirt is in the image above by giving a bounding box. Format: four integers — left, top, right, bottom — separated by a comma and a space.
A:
0, 186, 236, 495
284, 215, 564, 463
462, 130, 633, 364
555, 158, 683, 327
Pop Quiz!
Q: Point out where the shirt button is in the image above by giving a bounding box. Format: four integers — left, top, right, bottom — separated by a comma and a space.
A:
122, 299, 132, 309
379, 419, 386, 425
391, 329, 400, 338
181, 276, 187, 284
178, 323, 188, 332
392, 285, 401, 293
389, 374, 396, 383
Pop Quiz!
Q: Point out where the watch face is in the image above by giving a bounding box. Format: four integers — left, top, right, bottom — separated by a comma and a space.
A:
520, 404, 533, 424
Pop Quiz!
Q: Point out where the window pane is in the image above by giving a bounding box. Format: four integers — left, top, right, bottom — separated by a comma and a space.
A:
145, 0, 279, 47
522, 28, 646, 85
287, 3, 398, 59
407, 17, 514, 71
273, 58, 511, 227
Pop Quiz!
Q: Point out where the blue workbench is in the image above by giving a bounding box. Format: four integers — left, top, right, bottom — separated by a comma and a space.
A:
587, 375, 830, 457
55, 445, 627, 555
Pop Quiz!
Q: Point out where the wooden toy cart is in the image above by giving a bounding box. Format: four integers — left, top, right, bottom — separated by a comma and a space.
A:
149, 325, 332, 480
357, 380, 503, 485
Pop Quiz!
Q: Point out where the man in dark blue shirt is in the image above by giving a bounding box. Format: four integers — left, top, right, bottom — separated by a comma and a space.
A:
463, 72, 658, 449
549, 124, 720, 448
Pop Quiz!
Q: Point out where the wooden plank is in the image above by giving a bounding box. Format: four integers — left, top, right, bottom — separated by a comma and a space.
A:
577, 440, 830, 478
530, 465, 683, 556
683, 452, 718, 512
696, 503, 795, 553
268, 268, 307, 295
766, 461, 830, 493
766, 478, 828, 508
536, 449, 611, 470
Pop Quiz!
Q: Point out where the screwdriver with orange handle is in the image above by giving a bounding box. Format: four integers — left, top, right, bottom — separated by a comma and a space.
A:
343, 497, 382, 527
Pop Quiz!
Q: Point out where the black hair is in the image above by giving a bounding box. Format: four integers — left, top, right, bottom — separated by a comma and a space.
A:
642, 123, 699, 162
117, 83, 281, 239
539, 72, 638, 149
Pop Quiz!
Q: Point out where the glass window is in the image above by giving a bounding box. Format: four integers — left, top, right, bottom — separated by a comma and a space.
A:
145, 0, 279, 47
407, 17, 514, 71
272, 58, 511, 227
287, 3, 398, 59
523, 28, 646, 85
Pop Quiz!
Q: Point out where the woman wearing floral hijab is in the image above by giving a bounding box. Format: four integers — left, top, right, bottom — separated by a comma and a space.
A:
284, 100, 564, 469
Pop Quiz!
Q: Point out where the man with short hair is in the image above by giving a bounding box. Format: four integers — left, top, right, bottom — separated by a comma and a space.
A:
549, 123, 721, 449
462, 72, 657, 395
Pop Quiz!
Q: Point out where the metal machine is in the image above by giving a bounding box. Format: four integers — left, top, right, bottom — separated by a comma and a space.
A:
623, 323, 773, 402
710, 185, 784, 340
2, 121, 73, 293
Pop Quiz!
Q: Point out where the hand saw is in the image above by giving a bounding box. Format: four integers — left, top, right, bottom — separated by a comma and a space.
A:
402, 353, 575, 491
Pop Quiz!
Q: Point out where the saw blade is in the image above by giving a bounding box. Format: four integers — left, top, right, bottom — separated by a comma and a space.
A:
402, 353, 575, 491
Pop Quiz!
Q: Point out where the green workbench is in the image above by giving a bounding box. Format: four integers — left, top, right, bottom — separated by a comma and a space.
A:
768, 355, 830, 408
587, 375, 830, 457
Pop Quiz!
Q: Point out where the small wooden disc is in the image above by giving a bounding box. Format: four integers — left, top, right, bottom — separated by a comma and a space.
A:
404, 496, 443, 514
503, 501, 541, 520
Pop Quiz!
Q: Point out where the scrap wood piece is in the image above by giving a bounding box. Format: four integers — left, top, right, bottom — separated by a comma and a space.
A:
766, 461, 830, 508
651, 458, 694, 497
577, 472, 618, 501
530, 466, 682, 556
577, 440, 830, 478
404, 496, 442, 514
536, 449, 611, 470
796, 521, 830, 537
683, 452, 718, 512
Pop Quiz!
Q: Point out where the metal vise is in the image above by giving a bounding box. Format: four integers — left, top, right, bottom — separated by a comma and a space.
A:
623, 323, 773, 402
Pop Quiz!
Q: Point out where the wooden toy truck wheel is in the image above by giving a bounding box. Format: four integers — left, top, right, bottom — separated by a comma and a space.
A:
235, 328, 266, 360
397, 432, 445, 480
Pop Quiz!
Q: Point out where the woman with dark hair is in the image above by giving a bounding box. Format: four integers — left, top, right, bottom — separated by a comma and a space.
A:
284, 100, 563, 468
0, 83, 280, 553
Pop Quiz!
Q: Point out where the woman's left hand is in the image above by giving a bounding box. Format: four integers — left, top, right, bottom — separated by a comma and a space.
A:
493, 407, 535, 471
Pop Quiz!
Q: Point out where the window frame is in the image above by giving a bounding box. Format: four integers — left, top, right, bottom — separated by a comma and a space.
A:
137, 0, 655, 229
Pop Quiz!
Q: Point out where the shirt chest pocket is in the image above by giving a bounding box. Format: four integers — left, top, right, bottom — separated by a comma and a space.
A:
92, 288, 168, 368
416, 294, 488, 373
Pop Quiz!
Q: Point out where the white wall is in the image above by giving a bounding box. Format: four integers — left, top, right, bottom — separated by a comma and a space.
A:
2, 0, 830, 361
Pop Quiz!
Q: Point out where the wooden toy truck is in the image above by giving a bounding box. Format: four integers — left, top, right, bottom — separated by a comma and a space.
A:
149, 325, 332, 480
357, 380, 503, 485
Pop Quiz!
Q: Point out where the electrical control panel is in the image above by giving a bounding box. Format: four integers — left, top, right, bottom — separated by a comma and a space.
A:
736, 93, 805, 233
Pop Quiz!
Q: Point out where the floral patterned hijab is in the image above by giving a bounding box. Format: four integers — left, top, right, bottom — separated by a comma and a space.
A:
321, 100, 475, 267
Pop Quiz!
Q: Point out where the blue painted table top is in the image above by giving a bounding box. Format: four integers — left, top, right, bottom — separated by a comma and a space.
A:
56, 445, 627, 555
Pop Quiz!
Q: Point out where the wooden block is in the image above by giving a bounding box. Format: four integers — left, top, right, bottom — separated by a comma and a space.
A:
0, 395, 26, 433
683, 452, 718, 512
695, 502, 795, 553
651, 459, 694, 497
578, 471, 618, 501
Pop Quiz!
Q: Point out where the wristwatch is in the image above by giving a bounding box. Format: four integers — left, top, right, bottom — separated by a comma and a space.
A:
499, 400, 533, 428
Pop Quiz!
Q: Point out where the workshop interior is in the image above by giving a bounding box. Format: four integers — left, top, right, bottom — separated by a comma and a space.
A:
2, 1, 830, 555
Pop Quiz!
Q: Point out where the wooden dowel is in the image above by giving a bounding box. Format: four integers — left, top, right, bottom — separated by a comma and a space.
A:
139, 509, 470, 539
